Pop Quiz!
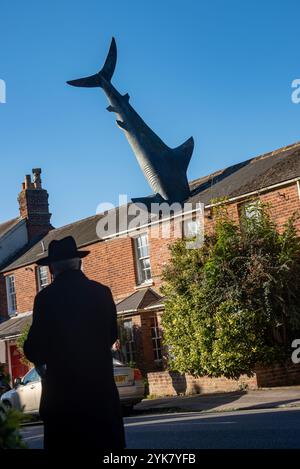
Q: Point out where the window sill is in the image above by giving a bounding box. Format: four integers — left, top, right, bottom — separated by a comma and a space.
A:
135, 280, 154, 290
8, 311, 17, 318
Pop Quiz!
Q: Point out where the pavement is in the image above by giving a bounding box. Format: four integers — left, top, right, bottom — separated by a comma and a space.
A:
134, 386, 300, 414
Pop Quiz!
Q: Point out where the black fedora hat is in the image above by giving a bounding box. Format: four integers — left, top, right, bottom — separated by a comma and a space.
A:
36, 236, 90, 266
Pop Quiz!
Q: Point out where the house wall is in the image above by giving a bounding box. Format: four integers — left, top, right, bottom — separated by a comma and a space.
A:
260, 184, 300, 231
82, 236, 138, 303
0, 181, 300, 376
1, 183, 300, 314
204, 183, 300, 234
147, 371, 258, 397
0, 225, 180, 316
147, 362, 300, 397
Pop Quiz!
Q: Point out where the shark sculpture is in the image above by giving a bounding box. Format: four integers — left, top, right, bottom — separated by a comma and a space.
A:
67, 38, 194, 205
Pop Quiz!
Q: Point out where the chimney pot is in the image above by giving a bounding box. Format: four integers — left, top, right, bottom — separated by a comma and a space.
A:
24, 175, 32, 189
32, 168, 42, 189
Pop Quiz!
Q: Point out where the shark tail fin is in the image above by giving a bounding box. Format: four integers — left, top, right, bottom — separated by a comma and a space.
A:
172, 136, 194, 171
67, 37, 117, 88
98, 37, 117, 82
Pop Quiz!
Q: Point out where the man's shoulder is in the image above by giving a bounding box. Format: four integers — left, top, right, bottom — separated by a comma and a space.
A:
87, 279, 114, 301
88, 279, 111, 295
34, 282, 55, 301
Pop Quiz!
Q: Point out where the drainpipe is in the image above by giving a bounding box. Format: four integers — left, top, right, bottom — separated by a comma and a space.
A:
6, 341, 13, 387
297, 180, 300, 202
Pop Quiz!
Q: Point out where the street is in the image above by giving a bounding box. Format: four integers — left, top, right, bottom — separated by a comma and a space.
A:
21, 407, 300, 449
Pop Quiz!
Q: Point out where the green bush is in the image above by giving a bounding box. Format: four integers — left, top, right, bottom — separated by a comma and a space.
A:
16, 324, 32, 367
0, 401, 26, 449
161, 202, 300, 379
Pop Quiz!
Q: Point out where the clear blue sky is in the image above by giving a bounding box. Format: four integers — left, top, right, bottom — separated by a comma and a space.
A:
1, 0, 300, 227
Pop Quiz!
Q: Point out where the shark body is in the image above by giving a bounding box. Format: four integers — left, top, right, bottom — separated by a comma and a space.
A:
67, 38, 194, 204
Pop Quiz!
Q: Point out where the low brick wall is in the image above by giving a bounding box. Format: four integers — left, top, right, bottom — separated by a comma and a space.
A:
147, 371, 257, 397
147, 363, 300, 397
255, 362, 300, 387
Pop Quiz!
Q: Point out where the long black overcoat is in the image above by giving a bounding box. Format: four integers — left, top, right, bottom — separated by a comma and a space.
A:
23, 269, 125, 450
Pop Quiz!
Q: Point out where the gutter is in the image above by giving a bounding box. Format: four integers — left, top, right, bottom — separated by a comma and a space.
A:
100, 205, 204, 241
0, 334, 22, 341
206, 177, 300, 208
102, 176, 300, 239
143, 303, 165, 310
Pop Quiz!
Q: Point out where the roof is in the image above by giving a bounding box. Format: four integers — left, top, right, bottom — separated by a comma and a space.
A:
0, 313, 32, 340
189, 141, 300, 205
116, 288, 162, 313
0, 218, 21, 239
144, 296, 166, 310
1, 215, 102, 272
1, 205, 150, 272
2, 141, 300, 272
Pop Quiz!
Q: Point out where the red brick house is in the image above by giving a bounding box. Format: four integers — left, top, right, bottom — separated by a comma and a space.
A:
0, 169, 53, 380
1, 142, 300, 390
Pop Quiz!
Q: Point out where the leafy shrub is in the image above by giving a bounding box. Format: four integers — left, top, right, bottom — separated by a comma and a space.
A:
161, 202, 300, 378
0, 401, 26, 449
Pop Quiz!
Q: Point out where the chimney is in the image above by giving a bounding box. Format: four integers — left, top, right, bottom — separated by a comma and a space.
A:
18, 168, 52, 241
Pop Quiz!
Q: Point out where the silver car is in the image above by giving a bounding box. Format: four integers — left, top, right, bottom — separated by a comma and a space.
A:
1, 359, 144, 415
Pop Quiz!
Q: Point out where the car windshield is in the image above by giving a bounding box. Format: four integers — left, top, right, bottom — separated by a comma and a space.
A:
22, 368, 41, 385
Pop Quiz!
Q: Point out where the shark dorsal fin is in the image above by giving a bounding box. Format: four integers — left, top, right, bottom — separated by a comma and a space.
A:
172, 136, 194, 172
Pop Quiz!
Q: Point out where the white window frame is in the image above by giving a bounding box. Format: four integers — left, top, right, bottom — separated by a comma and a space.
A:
134, 233, 152, 285
122, 319, 136, 364
150, 316, 163, 362
183, 217, 202, 239
240, 199, 262, 221
6, 274, 17, 316
36, 266, 49, 291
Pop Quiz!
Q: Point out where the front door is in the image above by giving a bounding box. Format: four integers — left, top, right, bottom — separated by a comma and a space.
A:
10, 344, 29, 382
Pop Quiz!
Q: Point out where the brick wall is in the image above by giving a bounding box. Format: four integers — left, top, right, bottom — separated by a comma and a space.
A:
117, 311, 163, 375
82, 237, 138, 303
12, 266, 37, 313
255, 362, 300, 387
18, 173, 52, 241
149, 222, 180, 290
147, 371, 257, 397
147, 362, 300, 397
254, 184, 300, 231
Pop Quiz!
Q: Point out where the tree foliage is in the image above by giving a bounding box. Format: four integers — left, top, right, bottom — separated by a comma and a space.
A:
0, 401, 26, 449
0, 363, 10, 388
161, 202, 300, 379
16, 324, 31, 367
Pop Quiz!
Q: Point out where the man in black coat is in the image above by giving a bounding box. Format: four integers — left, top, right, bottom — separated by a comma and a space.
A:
23, 236, 125, 450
